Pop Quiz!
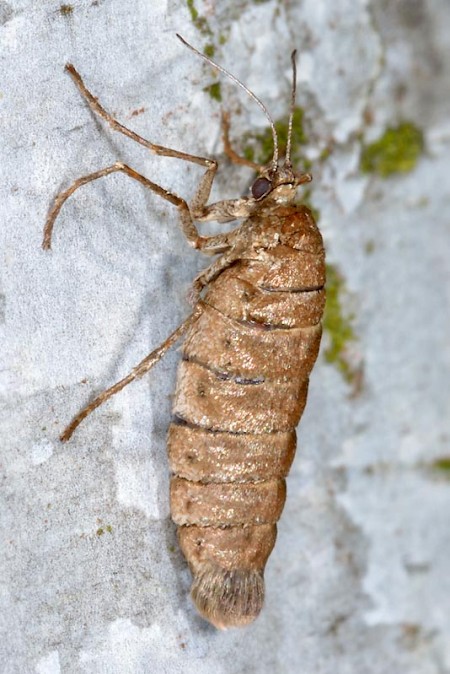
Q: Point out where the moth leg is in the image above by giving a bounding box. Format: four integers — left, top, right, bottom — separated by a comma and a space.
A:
195, 230, 240, 256
51, 67, 254, 250
67, 63, 221, 219
221, 110, 262, 171
187, 111, 263, 223
188, 246, 244, 305
66, 64, 218, 170
63, 64, 224, 236
43, 162, 209, 250
180, 112, 265, 220
60, 304, 203, 442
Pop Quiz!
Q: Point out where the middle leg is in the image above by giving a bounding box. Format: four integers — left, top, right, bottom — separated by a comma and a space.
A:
221, 110, 262, 172
188, 245, 246, 305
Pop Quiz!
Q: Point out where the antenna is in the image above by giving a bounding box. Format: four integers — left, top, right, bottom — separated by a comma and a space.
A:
285, 50, 297, 168
176, 34, 279, 172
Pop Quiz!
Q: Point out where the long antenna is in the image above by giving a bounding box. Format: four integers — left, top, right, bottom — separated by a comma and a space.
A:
285, 50, 297, 168
176, 33, 279, 172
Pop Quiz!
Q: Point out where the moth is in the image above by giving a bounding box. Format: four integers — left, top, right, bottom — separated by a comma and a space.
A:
43, 35, 326, 629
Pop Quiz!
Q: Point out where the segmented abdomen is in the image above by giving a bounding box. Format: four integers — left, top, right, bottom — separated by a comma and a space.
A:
168, 206, 325, 628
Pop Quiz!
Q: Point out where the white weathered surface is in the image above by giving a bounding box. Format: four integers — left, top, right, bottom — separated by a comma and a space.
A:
1, 1, 450, 672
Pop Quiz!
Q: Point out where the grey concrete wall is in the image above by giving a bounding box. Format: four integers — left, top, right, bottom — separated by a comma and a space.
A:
1, 1, 449, 672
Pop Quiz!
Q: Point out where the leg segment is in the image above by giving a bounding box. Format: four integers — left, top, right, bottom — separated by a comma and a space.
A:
67, 63, 222, 219
195, 229, 240, 256
66, 64, 217, 170
189, 245, 245, 305
67, 66, 260, 222
45, 67, 257, 253
43, 162, 208, 250
221, 110, 262, 171
44, 65, 231, 250
60, 304, 204, 442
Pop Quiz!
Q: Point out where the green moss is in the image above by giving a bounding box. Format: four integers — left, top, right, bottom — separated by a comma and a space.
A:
365, 240, 375, 254
301, 156, 313, 172
60, 4, 74, 14
323, 264, 357, 383
431, 458, 450, 475
186, 0, 212, 37
204, 81, 222, 102
243, 145, 255, 162
106, 524, 113, 533
360, 122, 424, 178
96, 527, 104, 536
204, 43, 215, 58
319, 146, 332, 162
186, 0, 198, 21
242, 106, 308, 170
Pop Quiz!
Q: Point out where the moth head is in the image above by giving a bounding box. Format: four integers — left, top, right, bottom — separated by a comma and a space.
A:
251, 166, 312, 204
177, 36, 310, 206
246, 45, 311, 205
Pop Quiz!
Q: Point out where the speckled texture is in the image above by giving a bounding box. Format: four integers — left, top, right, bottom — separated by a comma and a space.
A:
1, 0, 450, 671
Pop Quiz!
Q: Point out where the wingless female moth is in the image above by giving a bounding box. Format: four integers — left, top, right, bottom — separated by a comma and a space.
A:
42, 35, 326, 629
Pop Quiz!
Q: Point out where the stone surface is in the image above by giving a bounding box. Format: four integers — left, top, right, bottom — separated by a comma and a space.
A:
1, 1, 449, 672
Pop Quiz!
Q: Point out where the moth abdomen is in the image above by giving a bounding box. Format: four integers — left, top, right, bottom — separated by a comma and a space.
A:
169, 206, 325, 628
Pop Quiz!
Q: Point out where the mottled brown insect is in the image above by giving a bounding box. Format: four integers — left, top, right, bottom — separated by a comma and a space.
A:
42, 36, 325, 629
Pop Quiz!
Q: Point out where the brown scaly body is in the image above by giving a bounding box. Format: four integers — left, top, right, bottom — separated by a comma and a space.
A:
169, 205, 325, 627
42, 37, 325, 629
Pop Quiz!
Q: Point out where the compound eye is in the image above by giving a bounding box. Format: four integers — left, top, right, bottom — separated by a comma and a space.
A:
251, 177, 272, 200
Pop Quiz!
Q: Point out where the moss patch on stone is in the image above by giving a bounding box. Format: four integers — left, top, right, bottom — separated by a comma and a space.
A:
323, 264, 357, 383
186, 0, 212, 37
204, 43, 215, 58
203, 81, 222, 102
360, 122, 424, 178
431, 458, 450, 476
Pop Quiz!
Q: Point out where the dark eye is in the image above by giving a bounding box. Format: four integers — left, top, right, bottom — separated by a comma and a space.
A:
251, 177, 272, 199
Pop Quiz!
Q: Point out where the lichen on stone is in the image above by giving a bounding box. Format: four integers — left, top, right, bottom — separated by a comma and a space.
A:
360, 122, 424, 178
323, 264, 357, 383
